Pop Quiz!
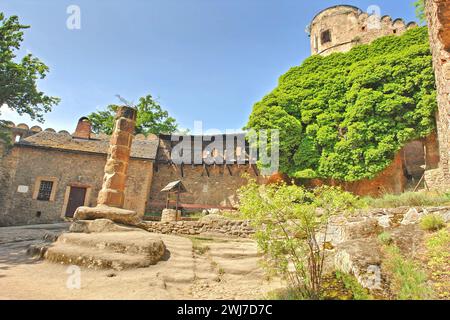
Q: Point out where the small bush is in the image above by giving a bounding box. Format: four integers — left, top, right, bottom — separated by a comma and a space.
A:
383, 245, 433, 300
420, 214, 446, 232
363, 191, 450, 208
335, 271, 372, 300
238, 179, 360, 300
378, 232, 393, 245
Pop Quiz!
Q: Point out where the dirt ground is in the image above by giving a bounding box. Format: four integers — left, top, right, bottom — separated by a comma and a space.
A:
0, 223, 282, 300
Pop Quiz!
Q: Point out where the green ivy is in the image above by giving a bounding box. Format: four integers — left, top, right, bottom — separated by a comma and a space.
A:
246, 27, 437, 182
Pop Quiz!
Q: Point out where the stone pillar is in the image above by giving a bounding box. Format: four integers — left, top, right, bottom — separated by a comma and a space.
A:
74, 106, 140, 226
97, 106, 137, 208
425, 0, 450, 180
161, 209, 182, 223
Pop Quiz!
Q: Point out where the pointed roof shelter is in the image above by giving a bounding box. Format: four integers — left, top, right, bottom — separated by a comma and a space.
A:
160, 180, 187, 193
161, 180, 187, 212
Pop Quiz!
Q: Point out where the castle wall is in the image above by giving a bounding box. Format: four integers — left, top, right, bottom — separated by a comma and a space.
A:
309, 5, 417, 56
147, 163, 266, 213
424, 0, 450, 189
0, 146, 152, 226
306, 151, 406, 196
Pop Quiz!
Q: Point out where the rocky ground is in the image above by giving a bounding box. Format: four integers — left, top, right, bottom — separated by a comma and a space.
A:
0, 223, 282, 300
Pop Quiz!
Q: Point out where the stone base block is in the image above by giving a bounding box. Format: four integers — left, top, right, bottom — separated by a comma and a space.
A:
70, 219, 137, 233
74, 205, 139, 226
44, 231, 166, 270
161, 209, 181, 223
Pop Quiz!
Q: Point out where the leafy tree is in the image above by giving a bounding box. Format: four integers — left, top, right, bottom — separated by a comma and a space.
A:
414, 0, 426, 24
238, 178, 361, 299
246, 27, 437, 182
89, 94, 178, 135
0, 12, 60, 122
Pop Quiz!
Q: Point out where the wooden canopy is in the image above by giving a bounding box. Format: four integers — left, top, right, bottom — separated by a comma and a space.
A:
160, 180, 187, 193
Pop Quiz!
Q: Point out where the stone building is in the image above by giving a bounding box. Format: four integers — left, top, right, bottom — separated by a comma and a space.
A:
0, 119, 262, 226
307, 5, 418, 56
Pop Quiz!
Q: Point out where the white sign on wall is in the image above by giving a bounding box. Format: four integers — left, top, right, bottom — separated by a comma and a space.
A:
17, 185, 29, 193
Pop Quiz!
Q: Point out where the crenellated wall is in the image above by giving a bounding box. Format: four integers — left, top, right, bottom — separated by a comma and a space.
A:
308, 5, 418, 56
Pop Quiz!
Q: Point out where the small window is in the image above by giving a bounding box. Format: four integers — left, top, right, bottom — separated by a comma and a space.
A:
37, 181, 54, 201
321, 30, 332, 44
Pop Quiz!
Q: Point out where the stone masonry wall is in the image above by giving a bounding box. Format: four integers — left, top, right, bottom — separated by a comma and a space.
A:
141, 218, 254, 238
425, 0, 450, 189
0, 146, 152, 226
310, 5, 417, 56
147, 163, 266, 213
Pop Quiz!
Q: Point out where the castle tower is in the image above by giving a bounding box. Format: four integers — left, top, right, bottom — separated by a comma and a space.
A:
307, 5, 418, 56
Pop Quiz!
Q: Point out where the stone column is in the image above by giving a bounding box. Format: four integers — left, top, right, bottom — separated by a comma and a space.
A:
97, 106, 137, 208
74, 106, 139, 225
425, 0, 450, 180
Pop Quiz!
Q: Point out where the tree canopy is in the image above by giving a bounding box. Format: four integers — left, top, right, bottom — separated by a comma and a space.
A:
0, 12, 59, 122
246, 27, 437, 182
88, 94, 178, 136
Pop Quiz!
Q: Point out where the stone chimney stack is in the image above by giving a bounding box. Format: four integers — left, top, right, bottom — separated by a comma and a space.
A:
73, 117, 92, 140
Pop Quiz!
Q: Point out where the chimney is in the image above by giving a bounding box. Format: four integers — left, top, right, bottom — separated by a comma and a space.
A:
73, 117, 91, 139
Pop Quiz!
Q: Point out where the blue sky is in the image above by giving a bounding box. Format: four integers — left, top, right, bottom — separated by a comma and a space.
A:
0, 0, 419, 133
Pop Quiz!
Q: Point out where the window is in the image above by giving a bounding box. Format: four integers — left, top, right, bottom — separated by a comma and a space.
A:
37, 181, 54, 201
32, 176, 58, 202
321, 30, 332, 44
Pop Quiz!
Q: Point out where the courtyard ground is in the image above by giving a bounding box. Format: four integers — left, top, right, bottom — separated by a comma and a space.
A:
0, 223, 281, 300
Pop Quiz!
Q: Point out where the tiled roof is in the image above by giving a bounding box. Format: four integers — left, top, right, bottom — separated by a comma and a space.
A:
17, 131, 159, 160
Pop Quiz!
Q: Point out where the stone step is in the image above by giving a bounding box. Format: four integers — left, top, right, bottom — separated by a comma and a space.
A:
209, 249, 261, 259
45, 243, 156, 270
211, 256, 263, 276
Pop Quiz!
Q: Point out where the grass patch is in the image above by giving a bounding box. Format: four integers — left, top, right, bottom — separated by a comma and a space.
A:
335, 271, 373, 300
267, 272, 372, 300
378, 231, 393, 245
186, 212, 206, 219
425, 228, 450, 299
190, 237, 210, 255
383, 245, 433, 300
363, 191, 450, 208
265, 288, 305, 300
420, 214, 446, 232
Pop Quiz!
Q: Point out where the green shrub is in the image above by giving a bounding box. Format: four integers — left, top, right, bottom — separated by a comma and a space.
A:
246, 27, 437, 182
383, 245, 433, 300
238, 179, 360, 299
335, 271, 373, 300
378, 232, 393, 245
420, 214, 446, 231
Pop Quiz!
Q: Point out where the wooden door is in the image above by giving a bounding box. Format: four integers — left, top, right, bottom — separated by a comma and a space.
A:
65, 187, 86, 218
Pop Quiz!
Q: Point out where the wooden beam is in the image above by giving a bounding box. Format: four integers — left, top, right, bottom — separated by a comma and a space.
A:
202, 164, 210, 177
180, 163, 184, 178
250, 164, 259, 176
226, 164, 232, 176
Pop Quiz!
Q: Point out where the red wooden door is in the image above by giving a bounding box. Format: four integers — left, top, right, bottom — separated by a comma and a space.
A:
65, 187, 86, 218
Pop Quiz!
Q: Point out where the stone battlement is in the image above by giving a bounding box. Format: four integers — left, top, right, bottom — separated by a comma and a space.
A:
308, 5, 418, 56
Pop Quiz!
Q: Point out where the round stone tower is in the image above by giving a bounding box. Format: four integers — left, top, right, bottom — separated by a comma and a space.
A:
307, 5, 418, 56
